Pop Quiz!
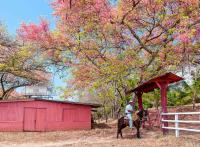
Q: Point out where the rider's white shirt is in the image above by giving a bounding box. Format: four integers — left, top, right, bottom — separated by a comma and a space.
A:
125, 104, 133, 114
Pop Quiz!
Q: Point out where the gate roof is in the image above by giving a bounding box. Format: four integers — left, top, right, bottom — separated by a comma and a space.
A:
127, 72, 183, 93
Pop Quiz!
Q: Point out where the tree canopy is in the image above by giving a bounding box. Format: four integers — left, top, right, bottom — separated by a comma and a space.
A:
18, 0, 200, 86
10, 0, 200, 117
0, 23, 50, 99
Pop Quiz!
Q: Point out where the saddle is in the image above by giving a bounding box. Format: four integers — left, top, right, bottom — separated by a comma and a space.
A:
124, 116, 129, 119
124, 111, 139, 121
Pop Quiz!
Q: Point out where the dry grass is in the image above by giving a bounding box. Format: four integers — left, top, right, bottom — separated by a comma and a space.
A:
0, 120, 199, 147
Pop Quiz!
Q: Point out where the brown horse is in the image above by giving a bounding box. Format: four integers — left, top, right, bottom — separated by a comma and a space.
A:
117, 109, 148, 138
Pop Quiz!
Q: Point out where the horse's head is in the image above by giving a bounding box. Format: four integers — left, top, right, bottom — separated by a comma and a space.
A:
137, 109, 148, 122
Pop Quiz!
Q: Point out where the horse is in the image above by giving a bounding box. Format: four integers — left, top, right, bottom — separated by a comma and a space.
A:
117, 109, 148, 139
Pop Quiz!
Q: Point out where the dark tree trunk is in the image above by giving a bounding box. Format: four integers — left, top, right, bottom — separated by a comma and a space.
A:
192, 95, 196, 110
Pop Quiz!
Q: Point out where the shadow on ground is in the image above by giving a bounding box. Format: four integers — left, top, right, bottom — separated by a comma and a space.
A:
92, 123, 112, 129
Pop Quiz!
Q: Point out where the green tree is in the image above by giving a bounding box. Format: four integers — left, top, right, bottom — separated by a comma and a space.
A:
0, 23, 49, 100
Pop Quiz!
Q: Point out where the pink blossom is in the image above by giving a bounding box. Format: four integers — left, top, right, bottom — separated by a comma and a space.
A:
176, 33, 190, 43
17, 19, 50, 42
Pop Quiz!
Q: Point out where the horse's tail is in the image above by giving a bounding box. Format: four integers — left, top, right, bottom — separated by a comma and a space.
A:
117, 116, 124, 138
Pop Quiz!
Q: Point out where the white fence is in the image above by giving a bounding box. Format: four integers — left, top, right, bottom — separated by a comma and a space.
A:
161, 112, 200, 137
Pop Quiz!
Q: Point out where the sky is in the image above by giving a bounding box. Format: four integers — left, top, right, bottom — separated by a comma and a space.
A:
0, 0, 67, 99
0, 0, 54, 34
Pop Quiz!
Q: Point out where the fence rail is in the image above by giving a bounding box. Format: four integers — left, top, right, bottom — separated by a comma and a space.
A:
161, 112, 200, 137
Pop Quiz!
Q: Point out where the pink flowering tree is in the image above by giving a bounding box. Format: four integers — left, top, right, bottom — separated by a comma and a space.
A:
17, 0, 200, 106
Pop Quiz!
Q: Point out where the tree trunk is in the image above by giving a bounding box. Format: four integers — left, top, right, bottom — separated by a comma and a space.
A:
105, 114, 108, 123
156, 100, 159, 110
116, 106, 121, 119
2, 88, 15, 100
114, 104, 119, 119
103, 105, 108, 123
192, 95, 196, 110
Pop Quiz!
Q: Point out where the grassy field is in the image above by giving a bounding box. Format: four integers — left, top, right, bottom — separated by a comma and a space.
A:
0, 120, 199, 147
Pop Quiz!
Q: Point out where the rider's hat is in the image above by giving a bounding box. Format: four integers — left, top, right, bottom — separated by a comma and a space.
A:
129, 100, 133, 103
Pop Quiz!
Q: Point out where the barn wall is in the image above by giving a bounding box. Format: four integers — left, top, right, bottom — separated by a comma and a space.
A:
0, 102, 24, 131
0, 100, 91, 132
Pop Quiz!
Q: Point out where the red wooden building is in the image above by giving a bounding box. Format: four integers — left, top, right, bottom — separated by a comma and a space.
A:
0, 98, 100, 132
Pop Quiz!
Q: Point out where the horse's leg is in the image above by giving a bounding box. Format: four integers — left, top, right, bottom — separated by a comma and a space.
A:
137, 127, 140, 138
117, 128, 123, 138
134, 121, 141, 138
117, 128, 120, 138
117, 122, 120, 139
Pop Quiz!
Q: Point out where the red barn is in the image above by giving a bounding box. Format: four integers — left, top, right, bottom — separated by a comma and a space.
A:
0, 98, 100, 132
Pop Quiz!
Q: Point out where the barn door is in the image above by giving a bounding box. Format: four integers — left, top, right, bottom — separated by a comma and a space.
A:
24, 108, 36, 131
63, 109, 75, 122
35, 108, 46, 131
24, 108, 46, 131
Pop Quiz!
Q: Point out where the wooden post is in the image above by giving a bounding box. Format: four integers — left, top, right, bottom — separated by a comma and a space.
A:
175, 114, 179, 137
136, 91, 145, 128
136, 92, 143, 110
135, 91, 143, 110
156, 81, 169, 135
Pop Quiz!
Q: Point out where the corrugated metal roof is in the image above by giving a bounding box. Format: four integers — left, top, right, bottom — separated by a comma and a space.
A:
0, 98, 101, 108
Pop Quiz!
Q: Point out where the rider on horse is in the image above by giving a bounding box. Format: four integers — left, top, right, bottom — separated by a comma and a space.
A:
117, 94, 148, 138
125, 94, 136, 129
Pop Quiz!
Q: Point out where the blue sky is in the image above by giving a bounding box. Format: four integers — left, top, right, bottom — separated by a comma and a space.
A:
0, 0, 54, 34
0, 0, 66, 99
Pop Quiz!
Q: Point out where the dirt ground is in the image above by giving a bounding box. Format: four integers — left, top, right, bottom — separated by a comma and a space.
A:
0, 120, 200, 147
